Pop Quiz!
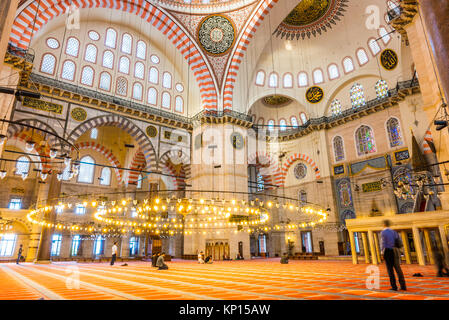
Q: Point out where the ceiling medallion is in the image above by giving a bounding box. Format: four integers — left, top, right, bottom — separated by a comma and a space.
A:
146, 125, 158, 138
71, 107, 87, 122
274, 0, 349, 40
262, 95, 293, 107
306, 86, 324, 104
198, 15, 236, 56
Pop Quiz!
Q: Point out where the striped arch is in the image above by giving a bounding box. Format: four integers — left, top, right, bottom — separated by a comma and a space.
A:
128, 150, 146, 186
75, 142, 123, 183
11, 0, 217, 110
422, 130, 434, 155
9, 132, 51, 172
7, 118, 59, 147
247, 151, 282, 188
159, 149, 191, 190
280, 153, 321, 186
223, 0, 279, 110
67, 114, 157, 171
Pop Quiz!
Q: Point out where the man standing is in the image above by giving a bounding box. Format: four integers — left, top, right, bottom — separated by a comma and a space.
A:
381, 220, 406, 291
16, 244, 23, 264
156, 252, 168, 270
111, 242, 117, 266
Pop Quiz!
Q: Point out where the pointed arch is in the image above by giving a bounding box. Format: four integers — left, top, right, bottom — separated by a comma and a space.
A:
159, 149, 191, 190
247, 151, 282, 188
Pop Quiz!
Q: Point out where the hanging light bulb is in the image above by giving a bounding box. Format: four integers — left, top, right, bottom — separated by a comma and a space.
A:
50, 148, 58, 159
56, 172, 63, 181
40, 171, 48, 181
21, 172, 28, 180
0, 134, 7, 145
0, 170, 7, 179
25, 140, 35, 152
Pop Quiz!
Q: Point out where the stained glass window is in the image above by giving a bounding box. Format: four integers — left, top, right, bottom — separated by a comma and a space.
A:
105, 28, 117, 48
375, 79, 388, 99
299, 190, 307, 203
255, 71, 265, 85
99, 72, 111, 91
175, 96, 183, 113
0, 234, 16, 256
136, 41, 147, 59
71, 235, 81, 256
90, 128, 98, 139
162, 72, 172, 89
343, 57, 354, 73
147, 87, 157, 105
298, 72, 308, 87
256, 173, 264, 191
116, 77, 128, 96
84, 44, 97, 63
132, 82, 143, 100
66, 37, 79, 56
333, 136, 345, 162
350, 83, 366, 108
129, 237, 139, 256
149, 67, 158, 84
121, 33, 132, 54
137, 174, 142, 189
46, 38, 59, 49
102, 50, 114, 69
355, 125, 376, 156
15, 156, 29, 175
386, 117, 403, 147
40, 54, 56, 74
51, 234, 62, 256
162, 92, 171, 109
338, 180, 352, 207
61, 60, 76, 81
330, 99, 342, 116
356, 49, 369, 65
328, 64, 339, 80
81, 66, 94, 86
119, 56, 130, 74
100, 167, 111, 185
134, 62, 145, 79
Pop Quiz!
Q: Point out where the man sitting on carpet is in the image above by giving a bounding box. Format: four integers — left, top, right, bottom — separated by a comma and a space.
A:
156, 252, 169, 270
205, 255, 213, 264
280, 253, 289, 264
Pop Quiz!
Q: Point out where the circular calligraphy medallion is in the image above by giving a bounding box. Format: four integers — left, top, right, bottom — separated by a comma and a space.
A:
306, 86, 324, 104
146, 125, 158, 138
71, 108, 87, 122
230, 132, 244, 150
380, 49, 398, 71
198, 15, 236, 56
294, 163, 307, 180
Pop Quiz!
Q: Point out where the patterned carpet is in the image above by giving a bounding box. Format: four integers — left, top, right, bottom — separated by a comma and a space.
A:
0, 259, 448, 300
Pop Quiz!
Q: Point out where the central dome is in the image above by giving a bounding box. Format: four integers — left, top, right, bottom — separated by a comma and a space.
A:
284, 0, 331, 27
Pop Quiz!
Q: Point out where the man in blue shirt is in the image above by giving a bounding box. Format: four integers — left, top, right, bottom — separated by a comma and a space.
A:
381, 220, 406, 291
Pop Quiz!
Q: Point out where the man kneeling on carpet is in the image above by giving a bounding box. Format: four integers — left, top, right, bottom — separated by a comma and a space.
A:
280, 253, 289, 264
156, 252, 169, 270
204, 255, 213, 264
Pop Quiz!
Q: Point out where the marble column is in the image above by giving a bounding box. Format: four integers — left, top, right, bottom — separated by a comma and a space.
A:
349, 231, 358, 265
412, 227, 426, 266
361, 232, 370, 264
373, 232, 382, 263
423, 229, 436, 265
367, 230, 378, 265
0, 0, 19, 73
25, 224, 42, 262
438, 225, 449, 256
401, 230, 412, 264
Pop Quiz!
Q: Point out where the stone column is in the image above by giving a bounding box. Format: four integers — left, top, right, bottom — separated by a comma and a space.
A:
25, 224, 42, 262
373, 232, 382, 263
438, 225, 449, 255
367, 230, 378, 265
0, 65, 20, 155
0, 0, 19, 73
121, 235, 130, 258
349, 230, 358, 265
361, 232, 370, 264
412, 227, 426, 266
423, 228, 435, 265
401, 230, 412, 264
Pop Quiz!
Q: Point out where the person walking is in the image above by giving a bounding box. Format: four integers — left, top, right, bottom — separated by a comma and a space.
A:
381, 220, 406, 291
16, 244, 23, 264
156, 252, 168, 270
110, 242, 117, 266
432, 245, 449, 277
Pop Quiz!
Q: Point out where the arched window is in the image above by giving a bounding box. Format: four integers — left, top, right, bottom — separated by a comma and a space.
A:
149, 67, 158, 84
355, 125, 376, 156
132, 82, 143, 100
379, 27, 391, 44
291, 116, 298, 127
375, 79, 389, 98
40, 54, 56, 74
15, 156, 30, 175
328, 64, 339, 80
81, 66, 94, 86
343, 57, 354, 73
298, 72, 308, 87
268, 73, 278, 87
333, 136, 345, 162
84, 44, 97, 63
136, 40, 147, 60
300, 113, 307, 125
175, 96, 183, 113
299, 190, 307, 203
368, 39, 381, 55
313, 69, 324, 84
90, 128, 98, 139
279, 119, 287, 131
137, 174, 142, 189
162, 72, 172, 89
267, 120, 275, 131
65, 37, 79, 57
283, 73, 293, 88
100, 167, 111, 185
356, 49, 369, 65
62, 165, 71, 181
330, 99, 342, 116
134, 62, 145, 79
350, 83, 366, 108
119, 56, 130, 74
105, 28, 117, 48
116, 77, 128, 96
255, 71, 265, 86
61, 60, 76, 81
99, 72, 111, 91
78, 156, 95, 183
147, 87, 157, 105
121, 33, 132, 54
162, 92, 171, 109
386, 117, 403, 147
102, 50, 114, 69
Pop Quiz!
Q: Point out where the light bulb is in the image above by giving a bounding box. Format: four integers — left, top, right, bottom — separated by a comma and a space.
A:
0, 170, 6, 179
0, 134, 7, 145
57, 172, 63, 181
21, 172, 28, 180
25, 140, 35, 152
50, 148, 58, 159
40, 172, 48, 181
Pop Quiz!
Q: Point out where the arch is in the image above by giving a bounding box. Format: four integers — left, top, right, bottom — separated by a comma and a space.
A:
128, 150, 146, 186
247, 151, 282, 188
6, 118, 59, 146
74, 142, 123, 183
67, 115, 157, 171
159, 149, 191, 190
280, 153, 321, 185
11, 0, 217, 110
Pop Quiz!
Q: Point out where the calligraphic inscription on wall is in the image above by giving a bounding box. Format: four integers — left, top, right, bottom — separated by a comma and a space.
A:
306, 86, 324, 103
362, 181, 383, 193
11, 187, 25, 194
230, 132, 244, 150
333, 165, 345, 176
380, 49, 398, 70
146, 125, 158, 138
71, 107, 87, 121
23, 97, 63, 114
198, 15, 236, 56
394, 149, 410, 162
